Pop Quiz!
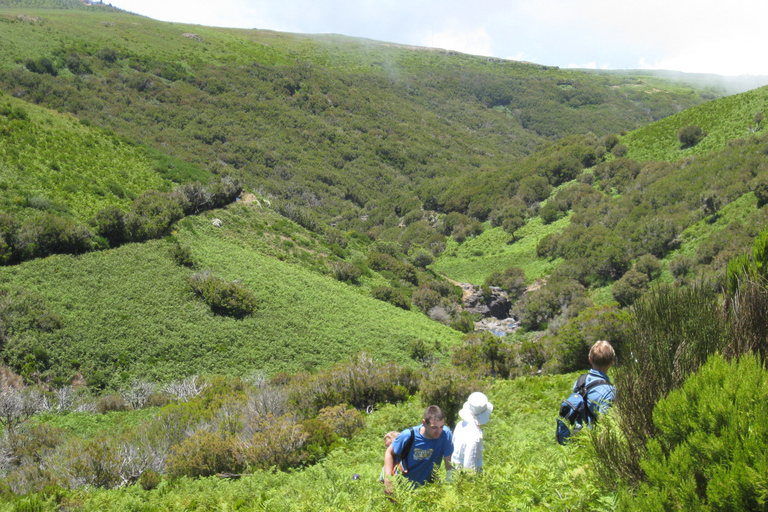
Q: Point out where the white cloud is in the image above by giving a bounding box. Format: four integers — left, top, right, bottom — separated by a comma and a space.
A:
427, 27, 494, 56
108, 0, 768, 76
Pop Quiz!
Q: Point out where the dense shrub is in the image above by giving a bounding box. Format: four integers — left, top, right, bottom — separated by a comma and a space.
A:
0, 214, 20, 264
678, 124, 705, 148
316, 405, 365, 439
330, 260, 361, 283
91, 207, 128, 248
126, 191, 185, 241
611, 269, 649, 307
241, 414, 309, 471
634, 253, 662, 281
418, 366, 480, 429
288, 352, 419, 415
370, 286, 410, 310
484, 265, 527, 300
600, 284, 731, 481
188, 271, 258, 318
168, 241, 196, 268
166, 430, 243, 478
630, 353, 768, 511
451, 332, 515, 379
18, 214, 93, 259
449, 311, 475, 333
411, 286, 442, 313
544, 304, 629, 374
366, 252, 418, 285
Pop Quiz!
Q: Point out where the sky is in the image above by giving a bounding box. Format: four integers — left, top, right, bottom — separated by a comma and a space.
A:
106, 0, 768, 77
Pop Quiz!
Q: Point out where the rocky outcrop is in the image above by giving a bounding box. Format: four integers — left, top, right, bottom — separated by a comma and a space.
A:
457, 284, 518, 336
462, 285, 511, 318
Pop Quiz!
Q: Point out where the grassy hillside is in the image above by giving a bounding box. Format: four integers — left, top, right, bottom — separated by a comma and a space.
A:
0, 1, 722, 229
0, 203, 462, 388
622, 85, 768, 162
1, 371, 610, 511
0, 93, 209, 222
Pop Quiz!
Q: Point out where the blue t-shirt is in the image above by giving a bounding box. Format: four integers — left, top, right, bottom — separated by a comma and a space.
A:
392, 425, 454, 486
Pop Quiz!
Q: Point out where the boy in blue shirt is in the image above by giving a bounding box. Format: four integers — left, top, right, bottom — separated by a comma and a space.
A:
383, 405, 454, 491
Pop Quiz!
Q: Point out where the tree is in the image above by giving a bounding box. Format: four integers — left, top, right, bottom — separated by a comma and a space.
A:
0, 387, 42, 433
678, 125, 705, 149
612, 270, 649, 307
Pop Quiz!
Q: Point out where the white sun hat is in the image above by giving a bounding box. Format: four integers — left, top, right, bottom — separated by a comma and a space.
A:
459, 391, 494, 425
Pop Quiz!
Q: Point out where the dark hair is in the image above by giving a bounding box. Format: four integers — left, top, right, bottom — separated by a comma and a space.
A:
423, 405, 445, 424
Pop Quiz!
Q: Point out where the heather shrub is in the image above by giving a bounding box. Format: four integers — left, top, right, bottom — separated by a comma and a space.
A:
288, 353, 419, 416
168, 241, 196, 268
316, 405, 365, 439
412, 286, 441, 313
166, 430, 243, 478
138, 469, 161, 491
241, 414, 309, 471
91, 206, 128, 248
611, 269, 649, 307
125, 191, 185, 241
484, 265, 527, 300
189, 270, 258, 318
330, 260, 361, 283
17, 214, 93, 259
370, 286, 410, 310
95, 394, 130, 414
629, 353, 768, 511
600, 283, 731, 482
449, 311, 475, 333
451, 332, 516, 379
418, 366, 481, 429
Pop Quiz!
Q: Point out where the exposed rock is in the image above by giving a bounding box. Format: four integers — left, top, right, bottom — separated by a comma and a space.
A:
462, 285, 511, 319
475, 317, 519, 337
212, 218, 223, 227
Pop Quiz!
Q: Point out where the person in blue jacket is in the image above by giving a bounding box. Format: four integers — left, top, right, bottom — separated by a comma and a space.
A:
383, 405, 454, 492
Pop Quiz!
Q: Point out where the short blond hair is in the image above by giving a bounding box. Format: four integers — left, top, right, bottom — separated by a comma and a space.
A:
383, 431, 399, 446
589, 340, 615, 369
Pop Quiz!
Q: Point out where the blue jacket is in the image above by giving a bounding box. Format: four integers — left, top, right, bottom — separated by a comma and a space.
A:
576, 368, 614, 427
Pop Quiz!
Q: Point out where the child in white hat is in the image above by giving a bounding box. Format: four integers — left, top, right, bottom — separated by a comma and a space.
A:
451, 392, 493, 472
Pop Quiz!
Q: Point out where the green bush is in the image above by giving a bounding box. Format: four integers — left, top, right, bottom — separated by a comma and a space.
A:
418, 366, 480, 429
451, 332, 516, 378
611, 269, 649, 307
167, 430, 243, 478
603, 284, 731, 481
288, 352, 419, 415
330, 260, 361, 283
188, 271, 258, 318
484, 265, 527, 300
18, 214, 93, 259
168, 241, 196, 268
630, 353, 768, 511
126, 191, 185, 241
678, 124, 705, 148
411, 286, 441, 313
316, 405, 365, 439
370, 286, 410, 310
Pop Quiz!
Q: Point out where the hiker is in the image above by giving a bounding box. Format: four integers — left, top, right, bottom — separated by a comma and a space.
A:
556, 339, 615, 444
383, 405, 454, 491
379, 431, 400, 482
451, 391, 493, 473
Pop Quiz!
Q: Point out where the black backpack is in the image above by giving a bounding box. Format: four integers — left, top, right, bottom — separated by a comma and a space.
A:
556, 374, 606, 445
394, 427, 416, 474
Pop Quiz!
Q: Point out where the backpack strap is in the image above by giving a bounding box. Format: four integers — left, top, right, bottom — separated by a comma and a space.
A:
395, 427, 416, 474
579, 377, 608, 424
